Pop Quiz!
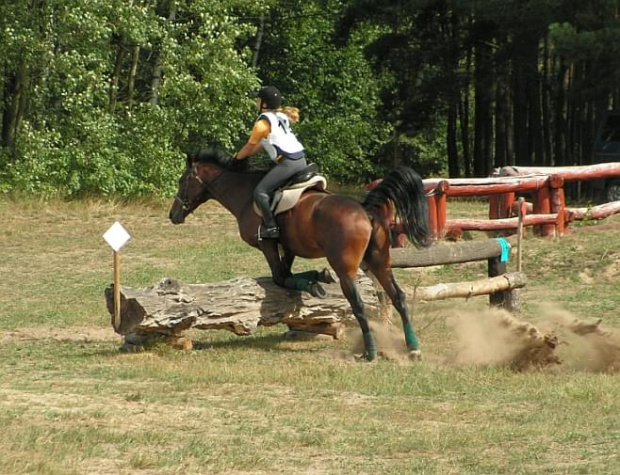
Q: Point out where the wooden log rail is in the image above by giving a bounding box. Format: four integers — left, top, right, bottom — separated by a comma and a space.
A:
390, 237, 516, 308
420, 162, 620, 239
423, 175, 556, 238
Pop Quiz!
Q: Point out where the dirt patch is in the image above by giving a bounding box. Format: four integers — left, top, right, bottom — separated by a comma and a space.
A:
0, 326, 120, 343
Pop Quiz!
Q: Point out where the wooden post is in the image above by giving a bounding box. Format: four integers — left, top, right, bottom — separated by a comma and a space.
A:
488, 256, 508, 307
517, 198, 525, 272
114, 251, 121, 331
427, 191, 438, 239
489, 194, 499, 220
499, 191, 516, 218
103, 221, 131, 333
533, 186, 553, 237
435, 180, 449, 238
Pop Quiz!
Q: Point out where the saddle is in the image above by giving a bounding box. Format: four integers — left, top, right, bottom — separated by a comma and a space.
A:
253, 163, 328, 217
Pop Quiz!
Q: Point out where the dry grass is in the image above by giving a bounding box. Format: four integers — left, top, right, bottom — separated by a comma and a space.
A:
1, 196, 620, 474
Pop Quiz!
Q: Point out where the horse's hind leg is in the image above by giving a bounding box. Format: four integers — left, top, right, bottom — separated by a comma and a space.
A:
337, 273, 377, 361
368, 264, 420, 355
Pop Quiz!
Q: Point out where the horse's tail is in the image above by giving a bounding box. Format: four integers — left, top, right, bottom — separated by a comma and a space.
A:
363, 166, 432, 249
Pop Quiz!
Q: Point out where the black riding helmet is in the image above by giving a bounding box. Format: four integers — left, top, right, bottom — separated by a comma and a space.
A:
252, 86, 283, 109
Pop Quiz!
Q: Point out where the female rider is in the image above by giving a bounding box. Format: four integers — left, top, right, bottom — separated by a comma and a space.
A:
234, 86, 306, 239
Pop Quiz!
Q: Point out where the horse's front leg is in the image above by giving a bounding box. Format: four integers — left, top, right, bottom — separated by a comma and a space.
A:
259, 241, 289, 287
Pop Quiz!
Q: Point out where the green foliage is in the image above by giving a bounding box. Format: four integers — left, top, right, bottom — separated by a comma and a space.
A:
0, 0, 259, 197
3, 0, 620, 195
255, 0, 391, 182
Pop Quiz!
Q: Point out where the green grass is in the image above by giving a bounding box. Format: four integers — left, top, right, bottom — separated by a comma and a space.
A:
1, 196, 620, 474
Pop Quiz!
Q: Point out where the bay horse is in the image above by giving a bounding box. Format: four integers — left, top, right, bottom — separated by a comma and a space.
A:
169, 150, 431, 360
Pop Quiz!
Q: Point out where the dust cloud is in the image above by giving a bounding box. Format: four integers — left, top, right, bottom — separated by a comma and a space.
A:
341, 304, 620, 372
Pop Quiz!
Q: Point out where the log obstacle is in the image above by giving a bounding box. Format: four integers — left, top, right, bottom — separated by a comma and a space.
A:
390, 237, 519, 310
104, 238, 525, 349
105, 274, 378, 351
407, 272, 526, 304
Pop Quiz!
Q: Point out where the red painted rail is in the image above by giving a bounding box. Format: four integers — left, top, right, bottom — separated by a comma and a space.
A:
369, 162, 620, 243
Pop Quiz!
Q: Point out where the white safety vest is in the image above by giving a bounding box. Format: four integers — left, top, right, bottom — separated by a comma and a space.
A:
258, 112, 305, 162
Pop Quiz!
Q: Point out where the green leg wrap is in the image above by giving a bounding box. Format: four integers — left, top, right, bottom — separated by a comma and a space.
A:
363, 331, 377, 361
294, 270, 319, 282
404, 321, 420, 351
290, 275, 312, 292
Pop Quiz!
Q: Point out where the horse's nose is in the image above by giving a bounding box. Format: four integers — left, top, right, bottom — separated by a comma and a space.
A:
169, 210, 184, 224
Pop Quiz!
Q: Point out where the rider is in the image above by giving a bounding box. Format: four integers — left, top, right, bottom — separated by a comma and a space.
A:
234, 86, 307, 239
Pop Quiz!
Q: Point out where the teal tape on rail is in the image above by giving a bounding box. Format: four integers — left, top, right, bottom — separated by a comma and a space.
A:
496, 238, 511, 262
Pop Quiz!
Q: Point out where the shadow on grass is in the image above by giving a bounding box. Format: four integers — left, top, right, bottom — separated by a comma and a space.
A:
191, 331, 290, 352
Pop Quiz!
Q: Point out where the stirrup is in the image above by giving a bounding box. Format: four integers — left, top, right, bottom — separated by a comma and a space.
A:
258, 225, 279, 240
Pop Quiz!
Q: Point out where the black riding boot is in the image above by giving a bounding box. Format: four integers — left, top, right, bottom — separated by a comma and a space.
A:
255, 192, 279, 239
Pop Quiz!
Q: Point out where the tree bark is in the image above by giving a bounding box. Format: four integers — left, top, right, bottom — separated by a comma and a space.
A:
104, 275, 380, 338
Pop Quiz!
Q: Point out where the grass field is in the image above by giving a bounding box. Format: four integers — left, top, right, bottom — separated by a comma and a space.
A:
1, 195, 620, 474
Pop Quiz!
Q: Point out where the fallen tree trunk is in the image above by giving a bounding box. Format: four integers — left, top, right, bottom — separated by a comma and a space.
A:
104, 274, 379, 348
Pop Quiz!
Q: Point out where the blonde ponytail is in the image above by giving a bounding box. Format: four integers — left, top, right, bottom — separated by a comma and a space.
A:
282, 106, 300, 124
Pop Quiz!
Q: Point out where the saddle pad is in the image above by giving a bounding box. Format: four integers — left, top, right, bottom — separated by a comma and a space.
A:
254, 175, 327, 217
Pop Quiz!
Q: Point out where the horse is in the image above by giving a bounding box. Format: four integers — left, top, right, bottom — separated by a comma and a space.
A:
169, 150, 432, 360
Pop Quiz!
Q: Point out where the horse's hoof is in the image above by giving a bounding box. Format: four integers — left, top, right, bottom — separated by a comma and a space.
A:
310, 282, 327, 299
408, 350, 422, 361
317, 268, 337, 284
355, 351, 377, 362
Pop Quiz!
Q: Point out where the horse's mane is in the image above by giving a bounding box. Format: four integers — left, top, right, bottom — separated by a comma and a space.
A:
193, 149, 249, 172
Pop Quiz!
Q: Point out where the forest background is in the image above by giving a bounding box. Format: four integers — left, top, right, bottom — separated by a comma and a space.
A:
1, 0, 619, 197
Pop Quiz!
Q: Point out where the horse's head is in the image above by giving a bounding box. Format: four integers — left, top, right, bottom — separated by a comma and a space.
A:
169, 149, 247, 224
169, 154, 213, 224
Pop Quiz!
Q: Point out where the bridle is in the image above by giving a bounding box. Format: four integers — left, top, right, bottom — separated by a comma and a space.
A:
174, 165, 207, 212
174, 163, 223, 212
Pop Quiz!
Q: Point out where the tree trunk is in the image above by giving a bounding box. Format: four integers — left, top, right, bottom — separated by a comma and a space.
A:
127, 45, 140, 110
150, 5, 176, 106
252, 15, 265, 69
513, 36, 530, 166
406, 272, 526, 303
1, 61, 28, 153
447, 101, 460, 177
541, 36, 553, 166
494, 41, 511, 168
459, 43, 472, 177
473, 36, 493, 176
554, 60, 569, 166
109, 41, 125, 112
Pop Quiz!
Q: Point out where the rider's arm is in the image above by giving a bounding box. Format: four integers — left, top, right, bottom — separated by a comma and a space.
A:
235, 119, 270, 160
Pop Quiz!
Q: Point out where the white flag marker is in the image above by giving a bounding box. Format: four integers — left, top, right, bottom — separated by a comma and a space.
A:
103, 222, 131, 331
